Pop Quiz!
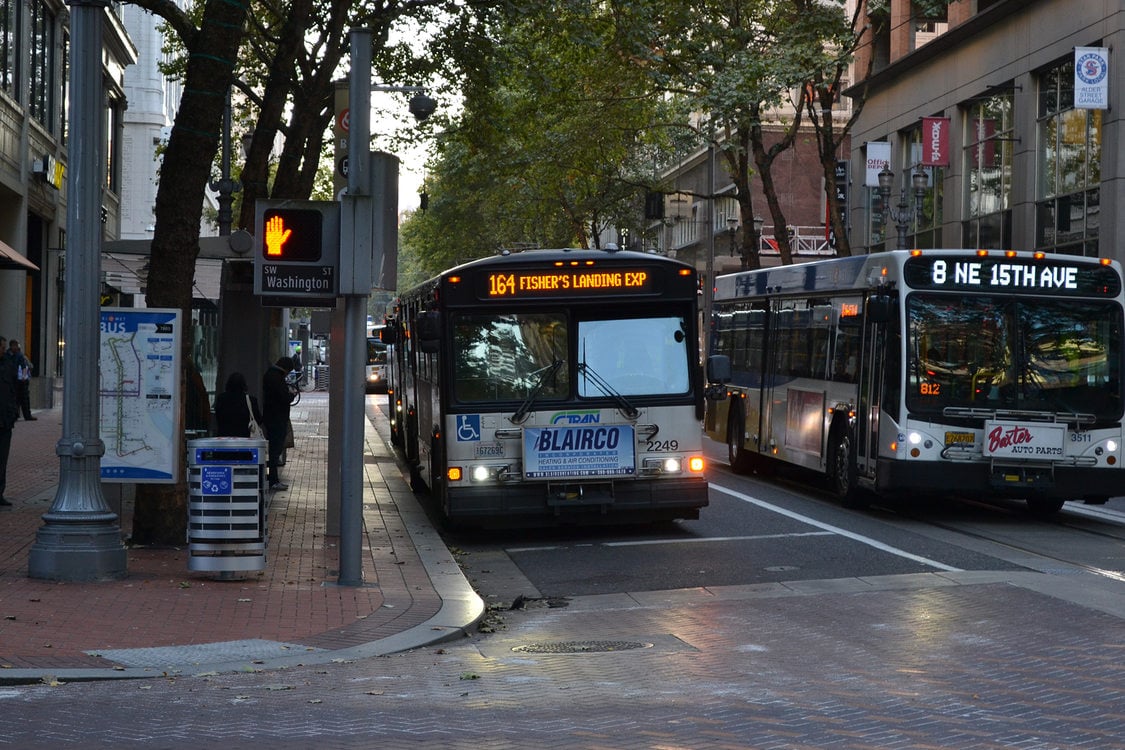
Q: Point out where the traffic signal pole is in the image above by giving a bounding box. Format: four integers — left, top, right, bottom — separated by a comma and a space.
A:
336, 30, 373, 586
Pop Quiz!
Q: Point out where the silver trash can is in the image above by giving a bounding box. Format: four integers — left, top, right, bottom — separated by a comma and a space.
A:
187, 437, 268, 577
315, 364, 330, 391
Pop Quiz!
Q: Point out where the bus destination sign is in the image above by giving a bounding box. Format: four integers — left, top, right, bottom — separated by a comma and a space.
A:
479, 268, 659, 299
904, 256, 1121, 297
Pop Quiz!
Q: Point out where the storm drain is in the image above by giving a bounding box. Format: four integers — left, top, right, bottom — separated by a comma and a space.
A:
512, 640, 653, 654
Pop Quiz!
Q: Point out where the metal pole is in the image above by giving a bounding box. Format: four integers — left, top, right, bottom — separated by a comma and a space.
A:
895, 191, 909, 250
28, 0, 127, 581
211, 88, 238, 236
337, 28, 372, 586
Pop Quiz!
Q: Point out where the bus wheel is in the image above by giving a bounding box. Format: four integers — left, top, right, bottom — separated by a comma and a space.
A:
829, 428, 864, 508
1026, 497, 1065, 515
727, 406, 753, 474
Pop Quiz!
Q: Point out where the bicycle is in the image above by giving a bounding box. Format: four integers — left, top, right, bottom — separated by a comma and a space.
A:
285, 368, 306, 406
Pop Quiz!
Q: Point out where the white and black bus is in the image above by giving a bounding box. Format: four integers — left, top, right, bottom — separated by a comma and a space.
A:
384, 248, 708, 527
705, 249, 1124, 513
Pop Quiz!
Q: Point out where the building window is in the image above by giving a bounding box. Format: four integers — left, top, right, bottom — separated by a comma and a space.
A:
29, 0, 54, 127
912, 2, 948, 50
106, 93, 123, 192
0, 0, 16, 97
962, 87, 1014, 249
1037, 58, 1101, 256
59, 30, 68, 143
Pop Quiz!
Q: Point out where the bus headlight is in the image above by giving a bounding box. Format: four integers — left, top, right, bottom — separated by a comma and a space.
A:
464, 464, 514, 482
641, 457, 703, 475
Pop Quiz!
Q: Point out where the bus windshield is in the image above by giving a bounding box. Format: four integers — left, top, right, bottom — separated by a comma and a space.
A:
451, 312, 691, 403
577, 316, 690, 396
453, 313, 569, 402
367, 337, 387, 365
906, 293, 1123, 420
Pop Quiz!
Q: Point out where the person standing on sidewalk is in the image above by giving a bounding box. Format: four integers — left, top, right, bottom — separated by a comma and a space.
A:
0, 336, 17, 506
262, 356, 295, 491
214, 371, 263, 438
6, 339, 34, 420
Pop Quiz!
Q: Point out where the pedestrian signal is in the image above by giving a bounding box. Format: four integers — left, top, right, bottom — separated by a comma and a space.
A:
260, 208, 323, 262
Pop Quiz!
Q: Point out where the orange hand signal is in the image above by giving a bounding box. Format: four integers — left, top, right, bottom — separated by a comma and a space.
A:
265, 215, 293, 256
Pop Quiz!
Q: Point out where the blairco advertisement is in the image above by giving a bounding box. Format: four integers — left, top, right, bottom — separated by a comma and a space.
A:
982, 421, 1065, 459
523, 425, 636, 479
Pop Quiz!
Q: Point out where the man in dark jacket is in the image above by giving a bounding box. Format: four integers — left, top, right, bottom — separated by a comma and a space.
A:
262, 356, 294, 490
0, 336, 17, 506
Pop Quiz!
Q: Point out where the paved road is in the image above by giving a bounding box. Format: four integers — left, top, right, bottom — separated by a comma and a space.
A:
2, 402, 1124, 748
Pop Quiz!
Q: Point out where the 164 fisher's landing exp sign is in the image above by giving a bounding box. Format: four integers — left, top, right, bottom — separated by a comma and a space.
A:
982, 421, 1066, 459
523, 425, 636, 479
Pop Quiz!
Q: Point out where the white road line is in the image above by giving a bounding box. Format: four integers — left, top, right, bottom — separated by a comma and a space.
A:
506, 532, 832, 553
712, 484, 963, 572
603, 532, 833, 547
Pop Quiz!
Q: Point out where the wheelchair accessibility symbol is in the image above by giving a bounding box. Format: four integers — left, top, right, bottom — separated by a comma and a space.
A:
456, 415, 481, 442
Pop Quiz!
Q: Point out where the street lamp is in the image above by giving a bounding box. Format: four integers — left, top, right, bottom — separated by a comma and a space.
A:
750, 215, 764, 267
210, 87, 240, 236
877, 167, 929, 250
726, 216, 739, 257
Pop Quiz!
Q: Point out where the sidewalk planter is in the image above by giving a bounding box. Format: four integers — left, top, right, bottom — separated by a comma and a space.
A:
186, 437, 268, 577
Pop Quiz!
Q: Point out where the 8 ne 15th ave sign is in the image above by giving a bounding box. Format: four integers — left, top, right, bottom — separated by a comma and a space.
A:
253, 200, 340, 299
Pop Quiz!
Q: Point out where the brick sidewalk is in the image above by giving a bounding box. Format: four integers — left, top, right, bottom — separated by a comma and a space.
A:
0, 391, 472, 677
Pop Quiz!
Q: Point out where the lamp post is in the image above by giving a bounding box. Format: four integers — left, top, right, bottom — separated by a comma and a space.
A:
749, 215, 764, 268
726, 216, 739, 258
210, 88, 240, 236
877, 167, 929, 249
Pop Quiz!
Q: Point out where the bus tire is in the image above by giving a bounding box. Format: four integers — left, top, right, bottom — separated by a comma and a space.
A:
727, 405, 753, 474
829, 427, 864, 508
1026, 497, 1065, 515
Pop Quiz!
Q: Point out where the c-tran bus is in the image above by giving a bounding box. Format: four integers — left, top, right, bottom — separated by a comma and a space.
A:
383, 247, 708, 527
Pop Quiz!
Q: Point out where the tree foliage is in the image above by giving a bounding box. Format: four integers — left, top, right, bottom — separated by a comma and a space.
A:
401, 1, 675, 277
120, 0, 491, 544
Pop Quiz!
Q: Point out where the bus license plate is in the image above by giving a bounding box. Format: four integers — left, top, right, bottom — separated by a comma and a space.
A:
944, 431, 975, 446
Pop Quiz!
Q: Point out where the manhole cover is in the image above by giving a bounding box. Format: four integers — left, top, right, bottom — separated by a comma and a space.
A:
512, 640, 653, 654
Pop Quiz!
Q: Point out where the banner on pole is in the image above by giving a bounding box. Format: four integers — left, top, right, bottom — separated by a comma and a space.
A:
865, 142, 890, 186
921, 117, 950, 167
1075, 47, 1109, 110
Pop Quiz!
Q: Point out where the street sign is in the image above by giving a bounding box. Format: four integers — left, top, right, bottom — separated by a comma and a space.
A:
253, 200, 340, 298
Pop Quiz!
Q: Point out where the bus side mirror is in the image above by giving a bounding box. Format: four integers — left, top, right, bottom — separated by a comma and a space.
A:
867, 293, 894, 324
705, 354, 731, 401
380, 322, 399, 345
417, 311, 441, 354
707, 354, 732, 384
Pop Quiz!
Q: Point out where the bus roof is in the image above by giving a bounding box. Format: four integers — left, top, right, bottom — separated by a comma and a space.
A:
397, 247, 696, 302
713, 249, 1122, 300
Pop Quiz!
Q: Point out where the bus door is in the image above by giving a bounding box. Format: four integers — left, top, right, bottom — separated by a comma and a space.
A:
855, 296, 889, 479
856, 292, 900, 479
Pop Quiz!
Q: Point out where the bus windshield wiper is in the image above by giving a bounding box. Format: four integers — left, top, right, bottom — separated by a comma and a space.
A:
577, 361, 639, 420
510, 359, 564, 424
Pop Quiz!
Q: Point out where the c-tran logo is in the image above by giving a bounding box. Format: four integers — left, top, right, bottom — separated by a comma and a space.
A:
550, 410, 600, 425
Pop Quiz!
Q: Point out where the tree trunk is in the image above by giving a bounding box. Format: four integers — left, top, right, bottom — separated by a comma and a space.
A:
132, 0, 248, 546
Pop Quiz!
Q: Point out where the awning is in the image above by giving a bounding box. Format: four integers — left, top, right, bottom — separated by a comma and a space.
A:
0, 240, 39, 271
